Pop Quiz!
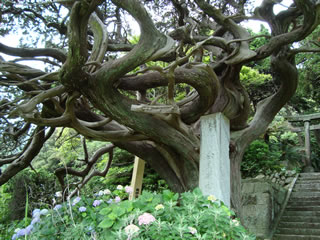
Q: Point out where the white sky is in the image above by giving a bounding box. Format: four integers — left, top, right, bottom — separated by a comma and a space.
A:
0, 0, 294, 69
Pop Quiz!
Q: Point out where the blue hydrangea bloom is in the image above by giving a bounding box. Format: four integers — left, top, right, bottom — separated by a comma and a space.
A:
32, 209, 41, 218
40, 209, 49, 215
72, 196, 81, 206
25, 225, 33, 235
31, 217, 40, 225
16, 228, 26, 237
53, 204, 62, 211
93, 200, 102, 207
79, 206, 86, 212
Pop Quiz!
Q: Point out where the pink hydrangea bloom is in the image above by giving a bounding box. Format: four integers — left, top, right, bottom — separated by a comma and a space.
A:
114, 196, 121, 203
125, 186, 133, 194
138, 213, 156, 225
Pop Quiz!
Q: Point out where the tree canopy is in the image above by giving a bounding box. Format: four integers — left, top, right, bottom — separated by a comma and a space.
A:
0, 0, 320, 217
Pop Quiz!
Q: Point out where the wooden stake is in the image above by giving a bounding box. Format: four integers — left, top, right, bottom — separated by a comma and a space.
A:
129, 157, 145, 200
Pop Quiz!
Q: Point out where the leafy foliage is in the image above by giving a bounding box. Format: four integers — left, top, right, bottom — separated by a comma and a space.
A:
10, 188, 255, 240
4, 169, 58, 221
241, 140, 282, 178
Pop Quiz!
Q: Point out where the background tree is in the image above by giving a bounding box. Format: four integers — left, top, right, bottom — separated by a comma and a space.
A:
0, 0, 319, 219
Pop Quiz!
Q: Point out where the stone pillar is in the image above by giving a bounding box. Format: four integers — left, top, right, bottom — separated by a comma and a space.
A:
303, 121, 314, 172
199, 113, 230, 207
129, 157, 145, 200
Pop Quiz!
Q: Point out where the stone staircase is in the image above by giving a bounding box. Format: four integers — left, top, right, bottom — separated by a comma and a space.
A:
273, 173, 320, 240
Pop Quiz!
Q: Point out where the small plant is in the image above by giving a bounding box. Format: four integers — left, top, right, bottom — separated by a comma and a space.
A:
10, 186, 255, 240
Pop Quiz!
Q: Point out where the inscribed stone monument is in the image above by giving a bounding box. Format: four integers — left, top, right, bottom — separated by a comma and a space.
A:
199, 113, 230, 207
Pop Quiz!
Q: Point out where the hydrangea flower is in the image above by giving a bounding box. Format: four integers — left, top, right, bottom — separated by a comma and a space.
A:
31, 217, 40, 225
93, 200, 102, 207
72, 196, 81, 206
79, 206, 87, 212
53, 204, 62, 211
98, 190, 104, 196
103, 189, 111, 195
155, 204, 164, 210
124, 224, 140, 236
116, 185, 123, 190
188, 226, 197, 235
125, 186, 133, 194
25, 225, 33, 235
138, 213, 156, 225
114, 196, 121, 203
12, 225, 33, 239
55, 191, 62, 198
12, 228, 20, 239
107, 199, 113, 204
32, 209, 41, 218
207, 195, 217, 202
232, 219, 240, 226
40, 209, 49, 215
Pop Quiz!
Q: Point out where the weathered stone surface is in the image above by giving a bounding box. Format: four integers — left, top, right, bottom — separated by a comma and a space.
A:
242, 179, 287, 239
255, 174, 265, 179
199, 113, 230, 207
285, 177, 295, 184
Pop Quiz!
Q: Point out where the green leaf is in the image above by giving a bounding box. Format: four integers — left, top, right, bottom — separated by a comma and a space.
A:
162, 190, 176, 202
108, 212, 117, 220
98, 218, 114, 229
121, 201, 133, 212
192, 187, 202, 196
113, 207, 125, 217
99, 207, 111, 215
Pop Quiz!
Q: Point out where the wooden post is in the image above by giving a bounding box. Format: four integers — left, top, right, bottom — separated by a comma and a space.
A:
129, 157, 145, 200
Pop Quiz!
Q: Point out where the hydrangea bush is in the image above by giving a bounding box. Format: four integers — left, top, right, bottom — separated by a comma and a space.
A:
11, 186, 255, 240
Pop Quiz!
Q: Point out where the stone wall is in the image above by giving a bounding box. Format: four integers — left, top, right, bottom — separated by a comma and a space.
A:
241, 179, 287, 239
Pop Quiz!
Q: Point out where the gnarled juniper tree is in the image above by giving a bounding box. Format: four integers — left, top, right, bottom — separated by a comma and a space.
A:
0, 0, 319, 219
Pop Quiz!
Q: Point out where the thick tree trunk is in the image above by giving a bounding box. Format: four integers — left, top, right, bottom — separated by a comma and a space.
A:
230, 141, 246, 221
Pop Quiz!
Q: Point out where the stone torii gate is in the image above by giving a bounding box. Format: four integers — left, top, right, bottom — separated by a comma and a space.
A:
287, 113, 320, 172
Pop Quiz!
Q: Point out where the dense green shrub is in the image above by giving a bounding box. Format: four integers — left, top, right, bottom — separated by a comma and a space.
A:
10, 187, 255, 240
5, 169, 58, 220
241, 140, 282, 178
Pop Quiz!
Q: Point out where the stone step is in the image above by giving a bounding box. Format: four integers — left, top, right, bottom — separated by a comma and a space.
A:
290, 196, 320, 202
294, 183, 320, 191
295, 178, 320, 185
291, 191, 320, 196
279, 221, 320, 229
290, 191, 320, 200
281, 216, 320, 223
287, 201, 320, 207
298, 173, 320, 181
276, 227, 320, 235
283, 210, 320, 217
299, 173, 320, 177
285, 206, 320, 211
273, 234, 320, 240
